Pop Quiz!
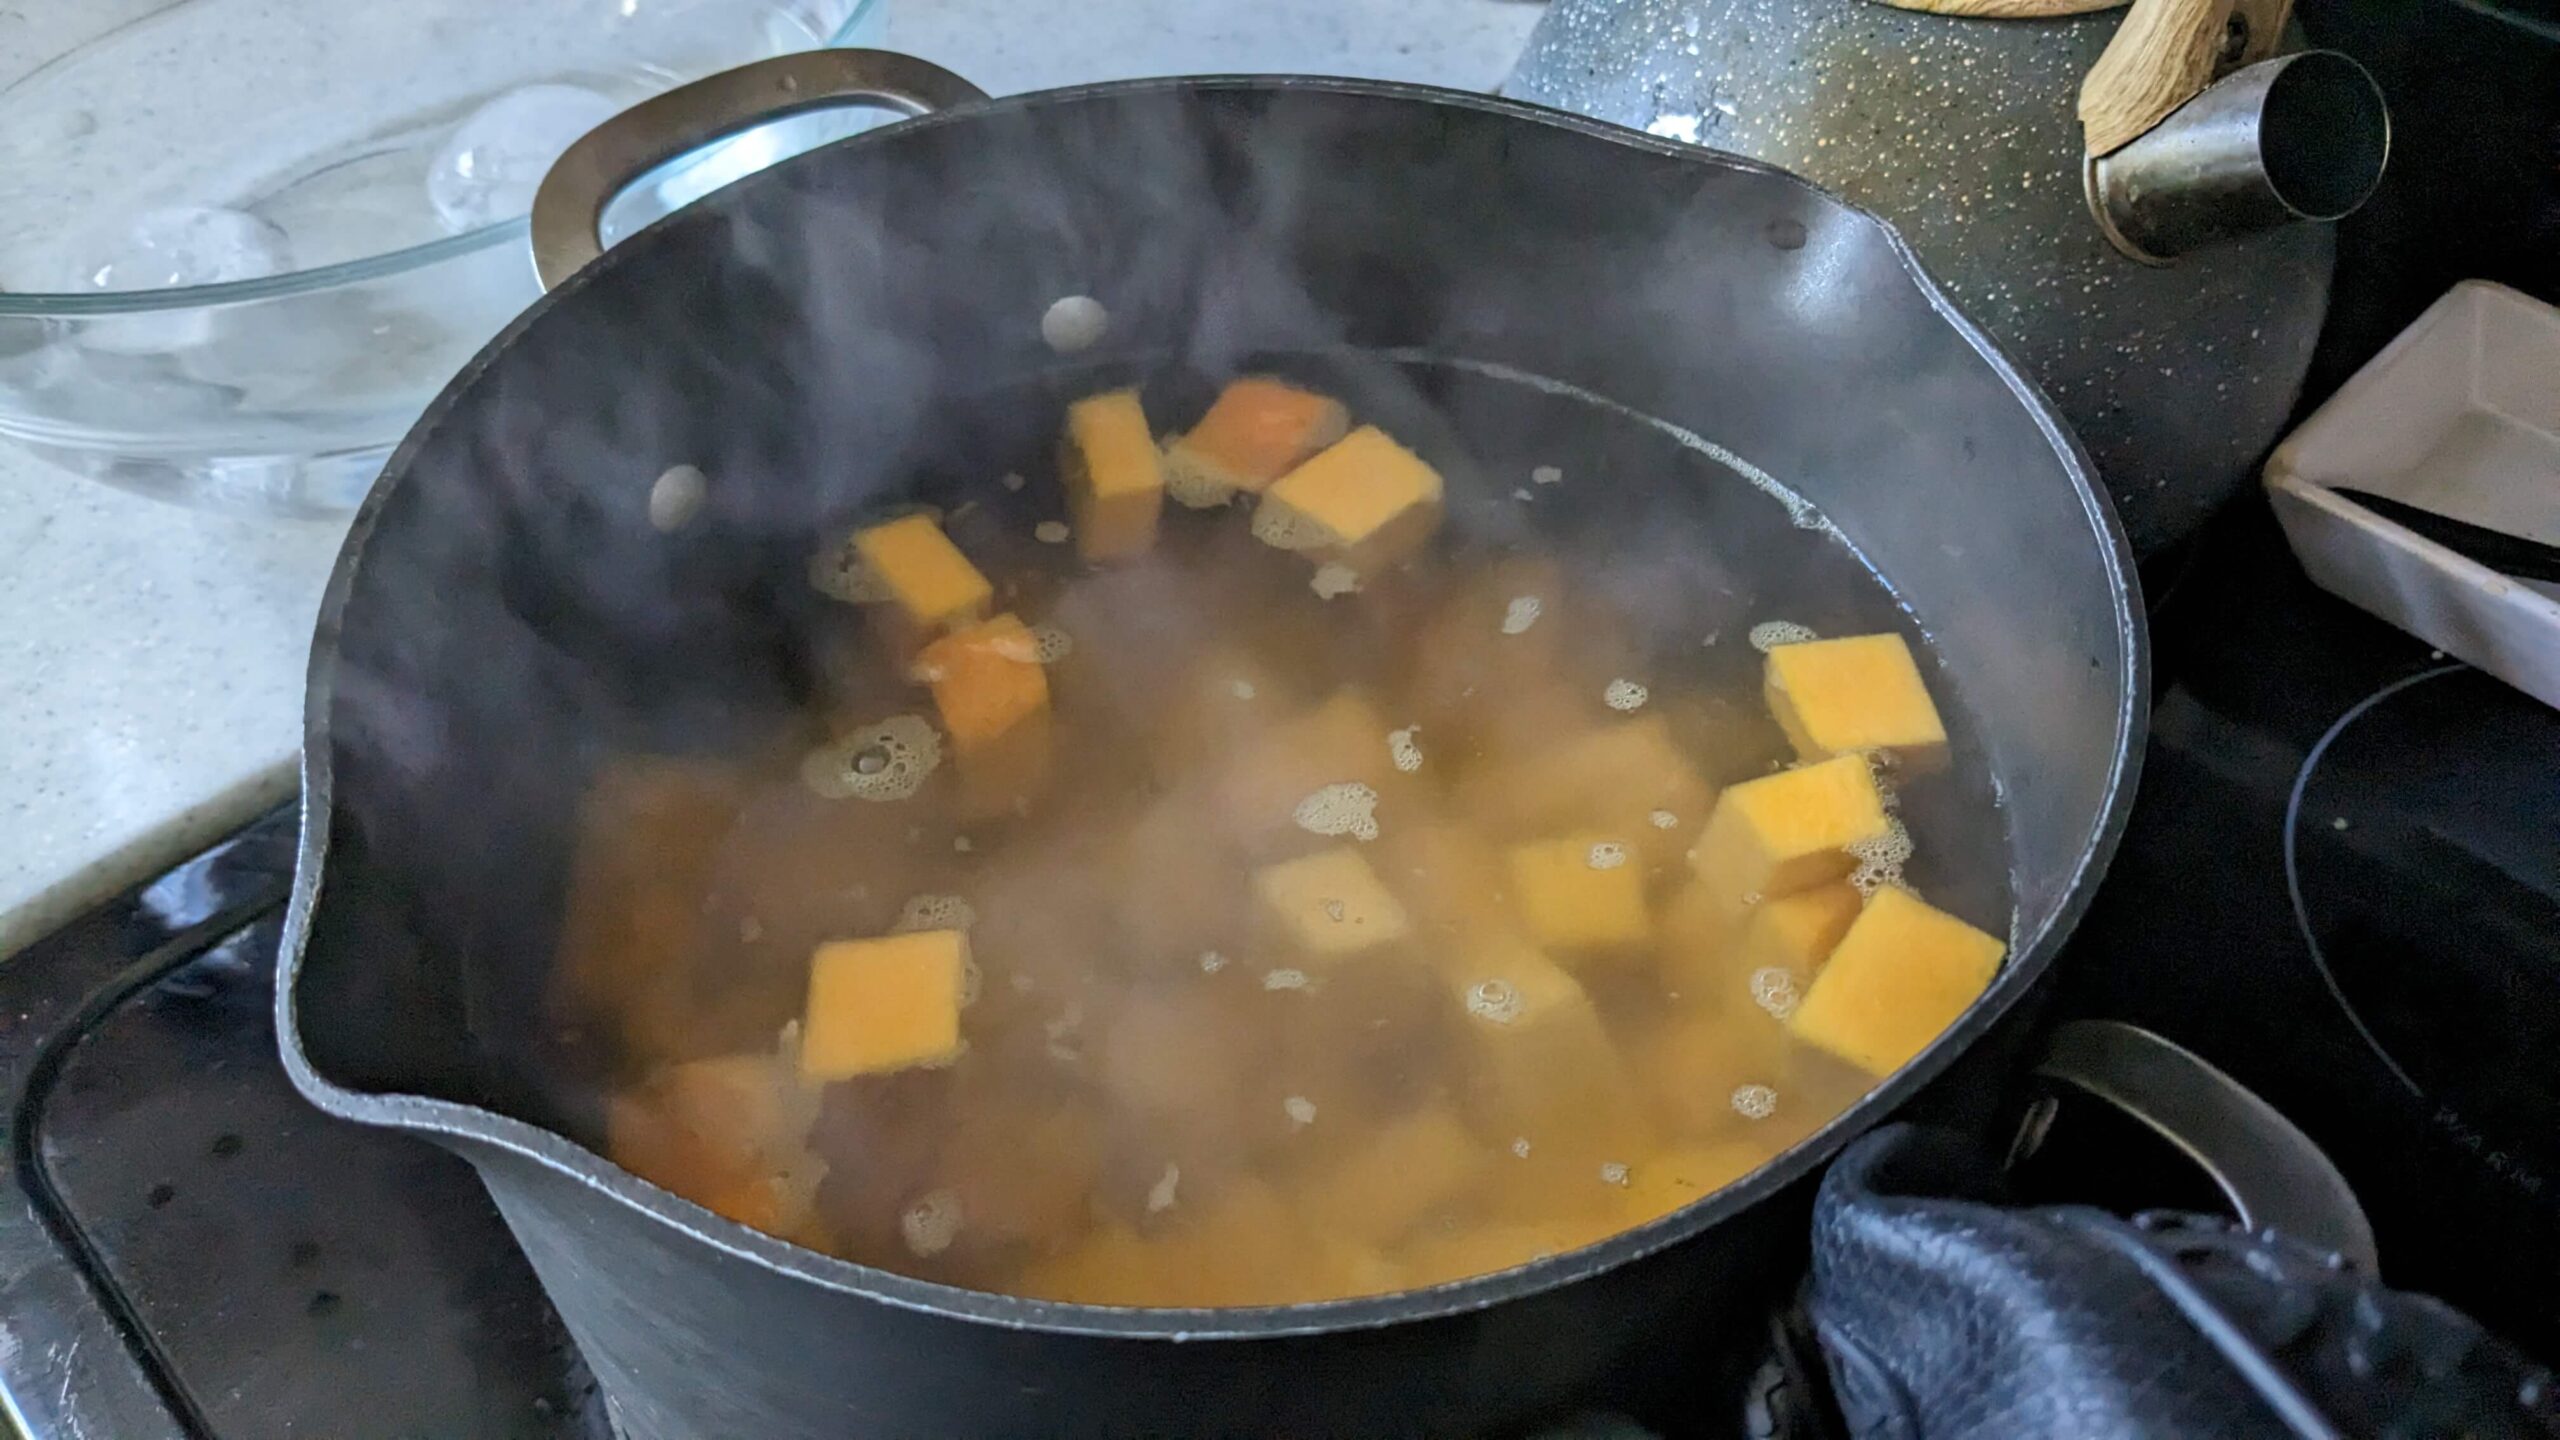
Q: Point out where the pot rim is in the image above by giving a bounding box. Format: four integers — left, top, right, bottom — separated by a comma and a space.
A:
277, 71, 2149, 1341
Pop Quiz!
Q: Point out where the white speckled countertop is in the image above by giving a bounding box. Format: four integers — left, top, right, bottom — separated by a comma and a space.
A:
0, 0, 1546, 958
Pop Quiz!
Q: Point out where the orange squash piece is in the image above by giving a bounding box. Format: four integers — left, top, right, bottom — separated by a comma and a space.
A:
799, 930, 969, 1080
851, 513, 993, 634
1764, 633, 1948, 766
1688, 755, 1891, 915
1062, 389, 1165, 561
916, 613, 1050, 753
1504, 834, 1650, 958
1251, 425, 1444, 571
1165, 376, 1351, 508
1788, 887, 2005, 1075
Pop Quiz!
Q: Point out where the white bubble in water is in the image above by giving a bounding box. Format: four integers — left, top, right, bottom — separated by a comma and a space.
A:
1250, 505, 1331, 553
1531, 464, 1565, 486
802, 714, 942, 802
1000, 472, 1027, 492
1748, 620, 1819, 653
1603, 679, 1650, 712
1587, 842, 1628, 870
1310, 562, 1363, 600
1034, 520, 1070, 545
1293, 782, 1380, 842
954, 835, 973, 853
1731, 1084, 1779, 1121
1500, 596, 1543, 635
1199, 949, 1228, 974
738, 916, 764, 943
1283, 1096, 1317, 1128
1648, 809, 1680, 830
647, 465, 707, 532
1465, 978, 1524, 1025
1846, 816, 1914, 898
900, 1189, 964, 1258
1513, 488, 1535, 503
1026, 624, 1075, 663
428, 84, 619, 234
1041, 294, 1109, 353
1145, 1162, 1181, 1214
1264, 968, 1311, 992
1387, 726, 1425, 774
1599, 1161, 1630, 1187
1750, 966, 1800, 1019
894, 893, 977, 934
1510, 1137, 1533, 1159
1229, 678, 1258, 701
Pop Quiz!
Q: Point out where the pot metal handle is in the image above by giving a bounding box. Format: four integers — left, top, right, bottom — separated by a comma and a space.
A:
529, 48, 990, 291
2022, 1020, 2379, 1270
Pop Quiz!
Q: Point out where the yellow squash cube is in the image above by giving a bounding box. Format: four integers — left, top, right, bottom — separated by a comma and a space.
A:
1764, 634, 1948, 765
607, 1053, 824, 1238
1788, 887, 2005, 1075
1689, 755, 1891, 913
799, 930, 969, 1080
1631, 1008, 1793, 1138
1378, 821, 1520, 954
1297, 1105, 1490, 1246
1506, 834, 1650, 957
1062, 389, 1166, 561
1447, 941, 1642, 1143
851, 513, 992, 634
1253, 846, 1412, 960
915, 612, 1050, 753
1456, 715, 1716, 871
1251, 425, 1444, 571
1723, 882, 1864, 992
1164, 376, 1350, 508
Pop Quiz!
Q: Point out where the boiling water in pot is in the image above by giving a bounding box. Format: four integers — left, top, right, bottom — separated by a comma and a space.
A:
549, 352, 2013, 1306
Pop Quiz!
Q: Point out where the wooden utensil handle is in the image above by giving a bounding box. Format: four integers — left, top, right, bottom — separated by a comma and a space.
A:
2080, 0, 2295, 156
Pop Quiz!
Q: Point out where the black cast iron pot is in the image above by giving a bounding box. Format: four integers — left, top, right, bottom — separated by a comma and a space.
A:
278, 52, 2148, 1438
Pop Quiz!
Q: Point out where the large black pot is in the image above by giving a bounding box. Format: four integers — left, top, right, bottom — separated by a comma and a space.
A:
278, 53, 2147, 1438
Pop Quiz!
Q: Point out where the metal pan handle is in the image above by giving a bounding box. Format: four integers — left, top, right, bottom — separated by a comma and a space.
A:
2022, 1020, 2379, 1269
529, 48, 989, 291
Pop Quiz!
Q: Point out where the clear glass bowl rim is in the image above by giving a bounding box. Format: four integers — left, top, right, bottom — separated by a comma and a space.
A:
0, 0, 881, 317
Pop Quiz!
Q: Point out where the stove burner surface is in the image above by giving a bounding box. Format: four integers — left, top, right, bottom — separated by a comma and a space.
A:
0, 809, 606, 1440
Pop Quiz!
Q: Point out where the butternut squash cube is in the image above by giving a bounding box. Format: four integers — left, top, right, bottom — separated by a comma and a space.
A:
1505, 834, 1650, 957
1165, 376, 1350, 508
1764, 633, 1947, 766
1616, 1139, 1771, 1224
607, 1053, 824, 1237
1062, 389, 1165, 561
852, 513, 992, 634
1214, 689, 1400, 837
1788, 887, 2005, 1075
1251, 425, 1444, 571
799, 930, 969, 1080
1456, 715, 1716, 871
1379, 821, 1519, 953
1682, 882, 1865, 1002
1298, 1105, 1491, 1246
1449, 941, 1647, 1149
1253, 846, 1412, 960
1688, 755, 1891, 913
1631, 1008, 1792, 1139
915, 613, 1049, 753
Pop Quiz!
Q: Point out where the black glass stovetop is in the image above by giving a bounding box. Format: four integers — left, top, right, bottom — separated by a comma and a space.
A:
0, 500, 2549, 1438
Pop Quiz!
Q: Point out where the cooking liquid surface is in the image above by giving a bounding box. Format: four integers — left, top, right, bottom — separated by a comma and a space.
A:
555, 354, 2013, 1307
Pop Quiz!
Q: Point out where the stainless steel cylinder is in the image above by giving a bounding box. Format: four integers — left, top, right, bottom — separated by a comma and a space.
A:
2088, 50, 2391, 265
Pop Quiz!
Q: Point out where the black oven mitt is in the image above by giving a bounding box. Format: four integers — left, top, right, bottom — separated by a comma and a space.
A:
1806, 1124, 2560, 1440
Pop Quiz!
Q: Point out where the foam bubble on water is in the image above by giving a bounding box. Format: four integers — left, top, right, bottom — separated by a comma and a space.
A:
1513, 488, 1535, 502
1465, 978, 1524, 1025
900, 1189, 964, 1258
1749, 621, 1818, 653
1388, 727, 1425, 773
1510, 1137, 1533, 1159
1251, 505, 1332, 553
1846, 816, 1914, 898
807, 533, 891, 604
1500, 596, 1544, 635
1648, 809, 1680, 830
428, 84, 620, 235
1532, 464, 1565, 486
802, 715, 942, 802
1145, 1162, 1181, 1214
954, 835, 973, 853
1602, 679, 1650, 712
1034, 520, 1071, 545
1283, 1096, 1317, 1128
894, 893, 977, 934
1041, 295, 1110, 353
1264, 968, 1311, 992
71, 204, 294, 291
1293, 782, 1380, 842
1043, 1002, 1084, 1063
1000, 471, 1027, 492
738, 916, 763, 944
1199, 950, 1228, 974
1599, 1162, 1630, 1187
1310, 563, 1363, 600
1026, 624, 1075, 663
1731, 1084, 1779, 1121
1750, 967, 1800, 1019
1229, 678, 1258, 701
648, 463, 707, 532
1587, 842, 1628, 871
